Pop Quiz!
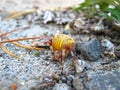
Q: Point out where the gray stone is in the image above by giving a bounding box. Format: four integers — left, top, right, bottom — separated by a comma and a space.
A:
72, 76, 84, 90
74, 18, 85, 30
76, 38, 102, 61
115, 45, 120, 58
52, 83, 71, 90
101, 39, 115, 51
1, 87, 9, 90
0, 80, 13, 89
88, 70, 120, 90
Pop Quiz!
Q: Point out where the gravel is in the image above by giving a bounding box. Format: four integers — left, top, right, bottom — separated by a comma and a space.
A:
0, 18, 62, 90
0, 9, 119, 90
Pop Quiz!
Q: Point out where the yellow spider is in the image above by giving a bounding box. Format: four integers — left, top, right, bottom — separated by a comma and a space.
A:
0, 27, 76, 72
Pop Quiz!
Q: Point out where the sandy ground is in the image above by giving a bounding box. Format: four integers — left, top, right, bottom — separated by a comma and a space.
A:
0, 0, 84, 12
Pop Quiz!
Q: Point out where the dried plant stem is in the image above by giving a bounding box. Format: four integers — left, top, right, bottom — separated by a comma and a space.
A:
0, 25, 50, 58
5, 9, 37, 20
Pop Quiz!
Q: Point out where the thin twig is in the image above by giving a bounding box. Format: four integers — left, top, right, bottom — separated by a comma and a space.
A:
0, 35, 19, 58
0, 25, 30, 37
0, 36, 51, 43
4, 9, 37, 20
0, 28, 46, 50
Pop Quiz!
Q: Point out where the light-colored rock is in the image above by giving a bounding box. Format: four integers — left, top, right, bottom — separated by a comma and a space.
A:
101, 39, 114, 51
72, 76, 84, 90
75, 60, 86, 73
52, 83, 71, 90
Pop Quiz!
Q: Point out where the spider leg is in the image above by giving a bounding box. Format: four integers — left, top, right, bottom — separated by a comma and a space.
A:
60, 44, 67, 73
70, 48, 76, 72
61, 49, 65, 72
50, 46, 54, 60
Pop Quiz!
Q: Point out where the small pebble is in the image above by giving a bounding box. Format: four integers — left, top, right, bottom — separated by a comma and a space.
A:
52, 83, 71, 90
75, 60, 86, 73
52, 73, 60, 82
60, 75, 67, 83
72, 77, 84, 90
101, 39, 114, 51
66, 75, 73, 86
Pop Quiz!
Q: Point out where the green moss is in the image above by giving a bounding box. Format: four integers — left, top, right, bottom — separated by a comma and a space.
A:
34, 50, 39, 57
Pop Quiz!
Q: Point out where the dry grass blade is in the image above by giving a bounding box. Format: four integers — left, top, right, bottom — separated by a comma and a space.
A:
0, 36, 19, 58
0, 36, 50, 50
0, 36, 50, 43
0, 25, 30, 37
0, 25, 46, 50
0, 43, 19, 58
5, 36, 46, 50
4, 9, 37, 20
0, 26, 48, 58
